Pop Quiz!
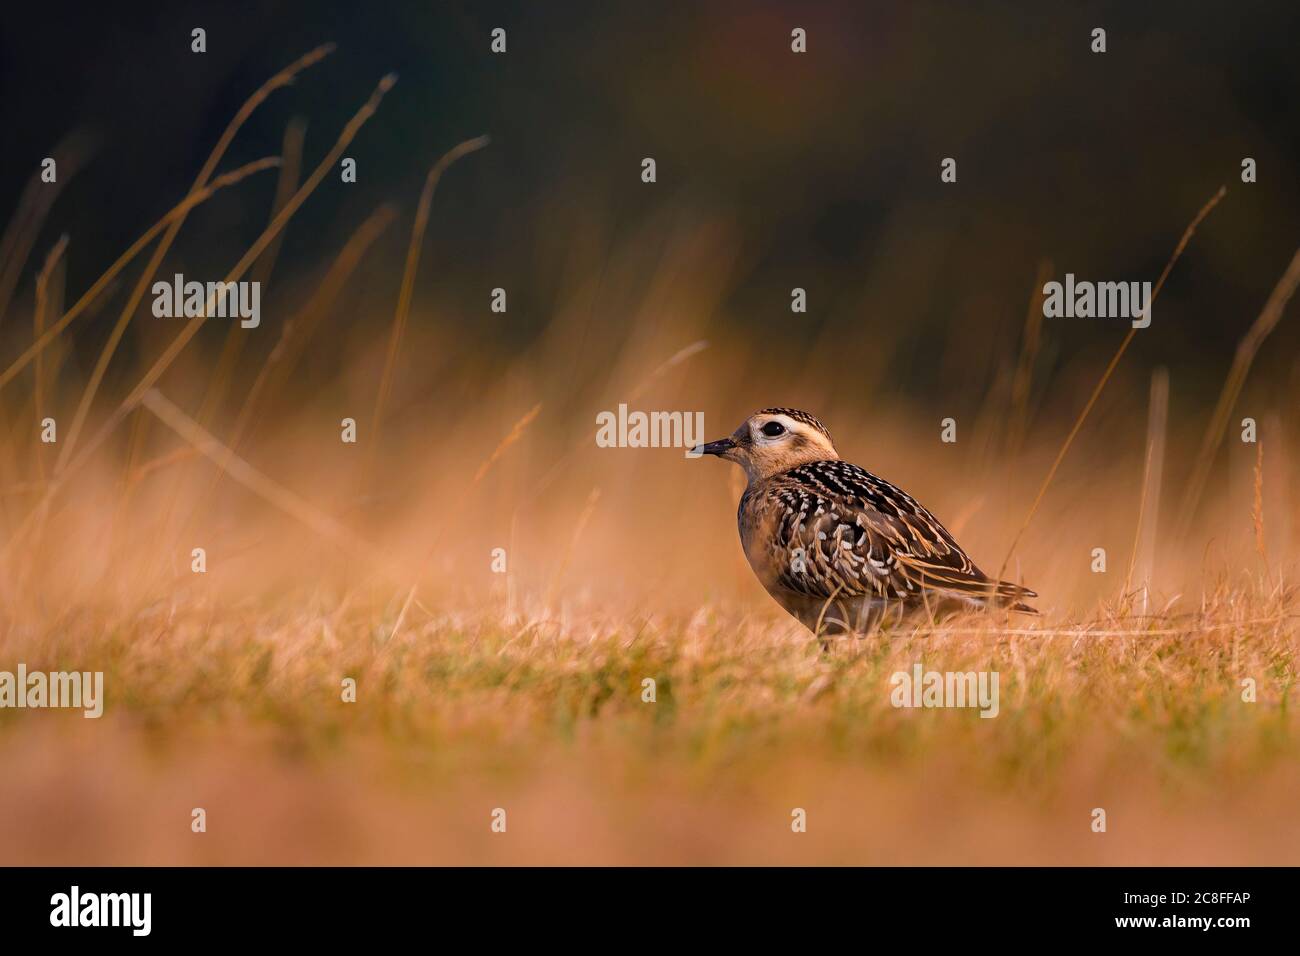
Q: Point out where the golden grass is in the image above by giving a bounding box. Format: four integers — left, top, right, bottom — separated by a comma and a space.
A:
203, 203, 398, 496
1124, 366, 1169, 605
997, 186, 1227, 582
139, 389, 382, 563
369, 134, 490, 477
0, 587, 1295, 865
196, 115, 310, 432
0, 156, 282, 395
56, 48, 335, 476
1253, 439, 1267, 567
31, 234, 68, 482
1176, 244, 1300, 541
0, 132, 92, 329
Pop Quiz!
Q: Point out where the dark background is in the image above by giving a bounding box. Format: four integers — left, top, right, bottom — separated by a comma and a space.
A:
2, 0, 1298, 415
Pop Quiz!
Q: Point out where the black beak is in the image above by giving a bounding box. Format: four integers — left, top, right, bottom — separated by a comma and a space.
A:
695, 437, 736, 457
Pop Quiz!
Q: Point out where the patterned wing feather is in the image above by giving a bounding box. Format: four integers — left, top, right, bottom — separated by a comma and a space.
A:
744, 460, 1035, 607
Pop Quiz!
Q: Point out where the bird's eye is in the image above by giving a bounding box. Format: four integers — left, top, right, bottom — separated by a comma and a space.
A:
761, 421, 786, 437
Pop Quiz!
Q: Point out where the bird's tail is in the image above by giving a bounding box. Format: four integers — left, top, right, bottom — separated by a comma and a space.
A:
987, 578, 1038, 614
897, 556, 1039, 613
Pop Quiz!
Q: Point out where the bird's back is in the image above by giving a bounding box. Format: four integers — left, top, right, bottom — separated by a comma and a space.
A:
738, 459, 1035, 634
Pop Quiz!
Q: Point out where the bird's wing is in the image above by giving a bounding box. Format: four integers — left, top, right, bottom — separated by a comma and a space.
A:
750, 460, 1034, 605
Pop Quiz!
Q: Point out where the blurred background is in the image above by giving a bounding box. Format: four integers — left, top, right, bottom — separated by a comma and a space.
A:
0, 0, 1297, 610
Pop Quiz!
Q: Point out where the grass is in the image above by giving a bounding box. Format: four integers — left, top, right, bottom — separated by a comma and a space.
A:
0, 588, 1295, 864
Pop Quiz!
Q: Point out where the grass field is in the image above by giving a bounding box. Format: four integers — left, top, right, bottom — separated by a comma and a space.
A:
1, 581, 1296, 864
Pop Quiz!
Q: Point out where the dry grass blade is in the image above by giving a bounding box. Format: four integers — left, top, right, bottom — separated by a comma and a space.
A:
250, 117, 310, 288
1005, 258, 1052, 457
1, 78, 393, 560
473, 403, 542, 483
32, 235, 70, 480
1252, 439, 1266, 566
545, 486, 601, 603
197, 116, 310, 431
0, 132, 93, 331
528, 339, 710, 503
0, 157, 281, 394
1124, 367, 1169, 607
1175, 244, 1300, 541
369, 135, 490, 469
140, 389, 381, 563
230, 205, 396, 450
388, 401, 544, 642
125, 447, 198, 484
196, 204, 397, 504
813, 583, 847, 643
56, 48, 333, 474
997, 186, 1226, 582
60, 74, 400, 484
194, 44, 331, 186
627, 339, 709, 404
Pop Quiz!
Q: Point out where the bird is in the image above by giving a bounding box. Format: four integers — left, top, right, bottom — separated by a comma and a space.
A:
695, 408, 1036, 642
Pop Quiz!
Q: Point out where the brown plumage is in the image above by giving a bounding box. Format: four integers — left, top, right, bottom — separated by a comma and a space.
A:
697, 409, 1036, 641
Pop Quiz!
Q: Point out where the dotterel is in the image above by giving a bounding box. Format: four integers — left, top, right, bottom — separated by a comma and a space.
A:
696, 408, 1036, 642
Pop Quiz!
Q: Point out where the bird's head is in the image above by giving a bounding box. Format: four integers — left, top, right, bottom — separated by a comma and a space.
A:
694, 408, 838, 483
